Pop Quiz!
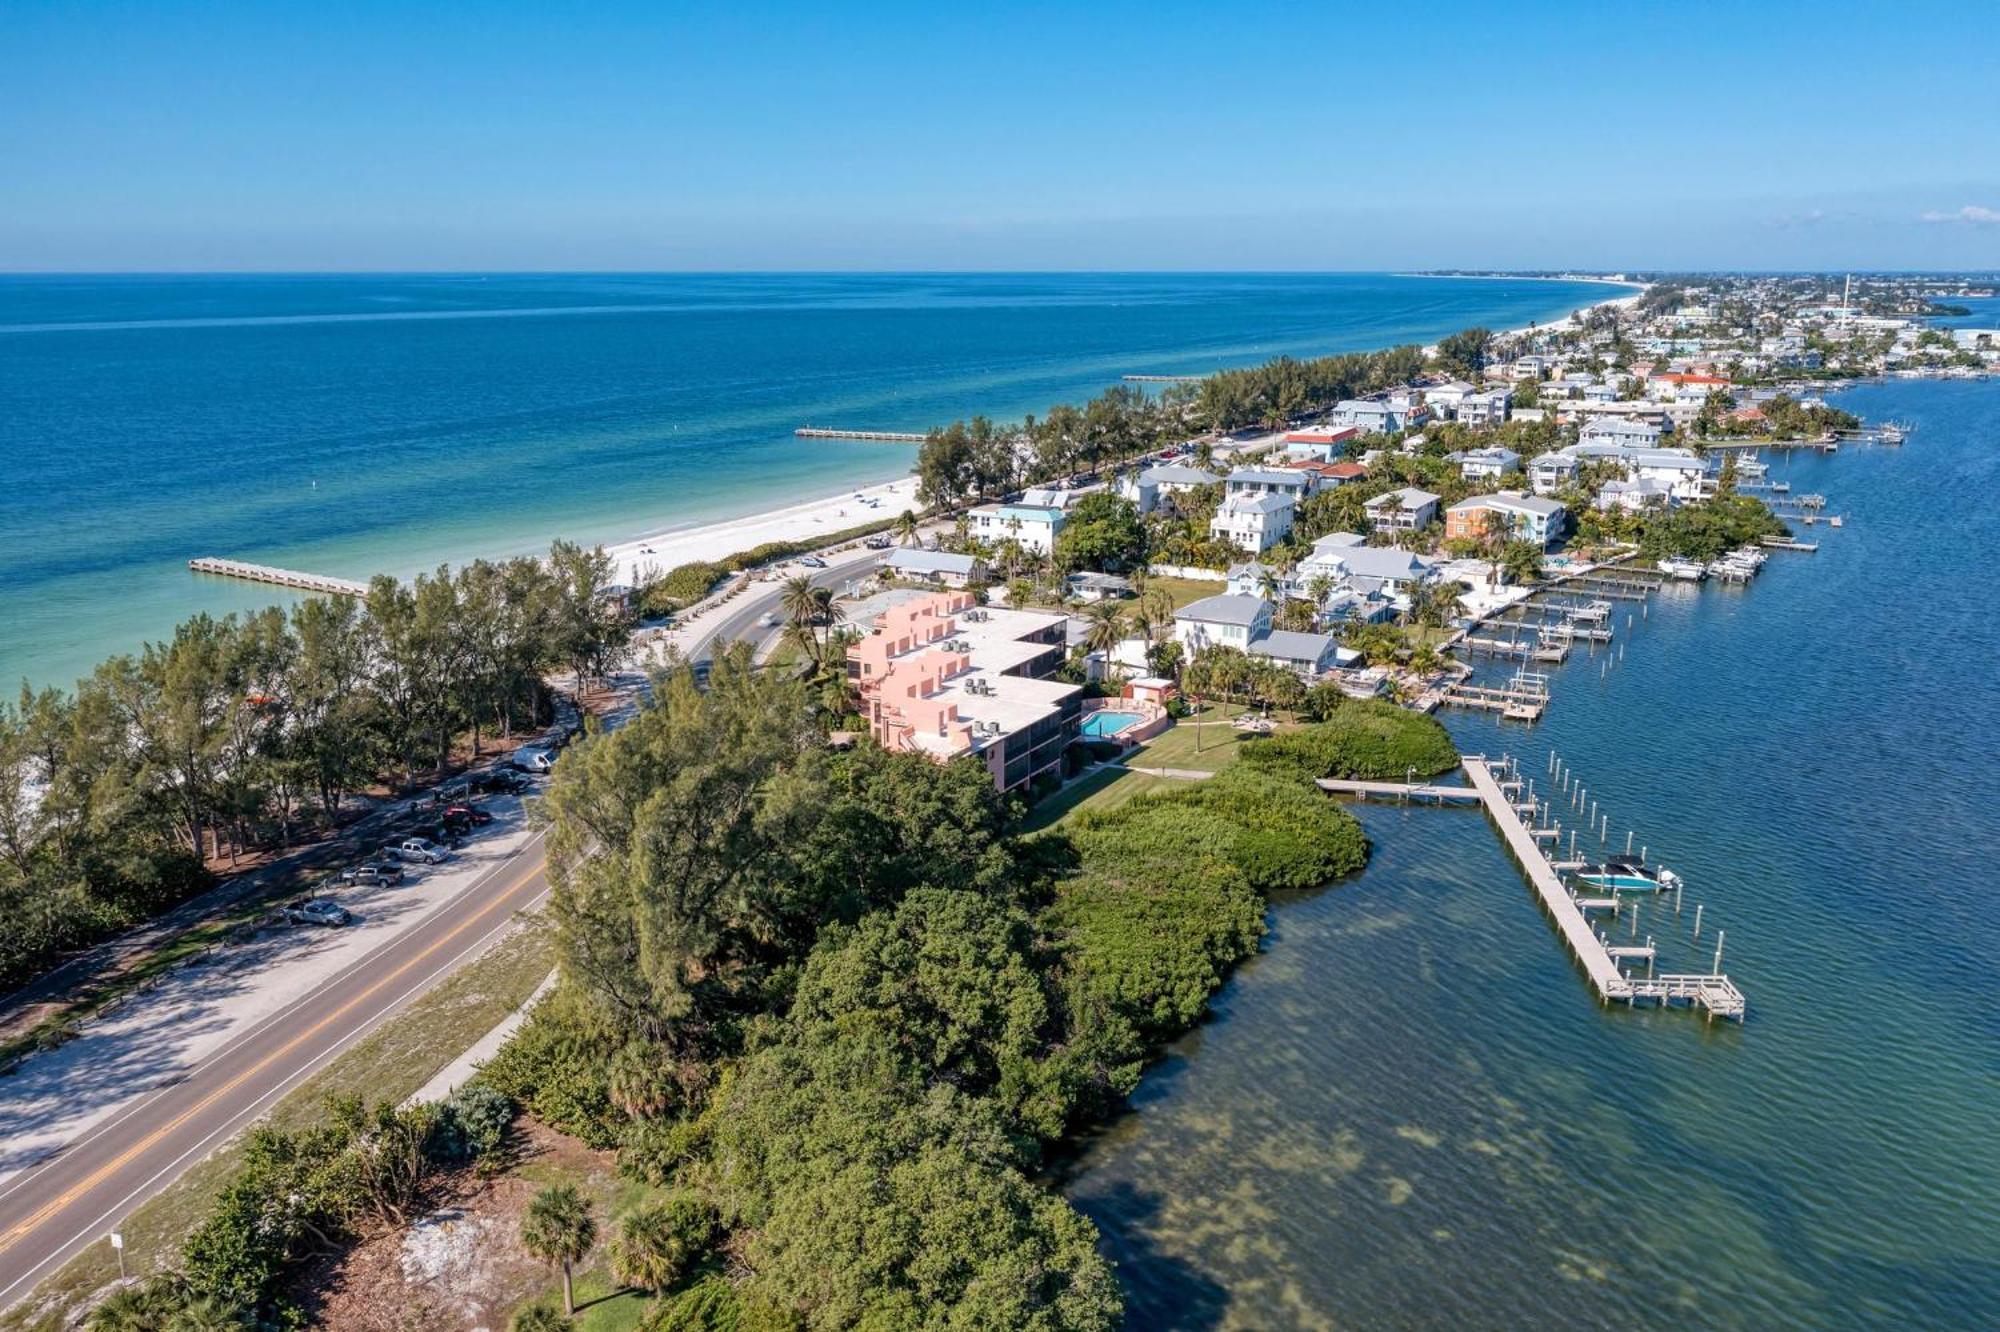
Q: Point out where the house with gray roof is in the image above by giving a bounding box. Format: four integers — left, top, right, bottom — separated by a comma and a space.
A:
1172, 593, 1347, 677
1363, 486, 1440, 533
1121, 462, 1222, 514
883, 547, 985, 587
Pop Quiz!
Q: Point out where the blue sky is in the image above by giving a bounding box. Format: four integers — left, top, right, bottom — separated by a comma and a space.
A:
4, 0, 1996, 271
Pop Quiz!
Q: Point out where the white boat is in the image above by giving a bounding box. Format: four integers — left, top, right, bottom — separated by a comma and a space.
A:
1657, 556, 1707, 581
1576, 856, 1681, 893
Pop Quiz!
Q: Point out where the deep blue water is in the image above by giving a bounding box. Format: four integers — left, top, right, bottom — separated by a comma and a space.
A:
1066, 378, 2000, 1330
0, 272, 1615, 688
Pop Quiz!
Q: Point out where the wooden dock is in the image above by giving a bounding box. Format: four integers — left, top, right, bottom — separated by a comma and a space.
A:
188, 558, 369, 597
1120, 374, 1205, 383
1465, 757, 1745, 1021
794, 427, 928, 443
1314, 778, 1481, 804
1439, 681, 1547, 721
1461, 634, 1569, 664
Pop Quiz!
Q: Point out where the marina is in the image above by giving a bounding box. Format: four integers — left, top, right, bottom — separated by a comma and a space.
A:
1465, 754, 1746, 1020
1316, 755, 1747, 1022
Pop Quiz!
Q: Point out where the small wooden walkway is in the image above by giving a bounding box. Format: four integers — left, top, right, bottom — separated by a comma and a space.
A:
1314, 777, 1480, 804
188, 558, 369, 596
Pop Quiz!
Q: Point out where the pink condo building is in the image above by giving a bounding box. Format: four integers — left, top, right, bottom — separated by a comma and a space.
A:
847, 590, 1081, 793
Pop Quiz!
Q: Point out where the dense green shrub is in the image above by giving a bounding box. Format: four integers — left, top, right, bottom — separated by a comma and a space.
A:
789, 888, 1067, 1137
474, 994, 623, 1148
1239, 701, 1458, 782
1166, 765, 1369, 890
430, 1084, 516, 1164
646, 561, 731, 611
179, 1095, 446, 1319
1043, 858, 1262, 1040
644, 1275, 742, 1332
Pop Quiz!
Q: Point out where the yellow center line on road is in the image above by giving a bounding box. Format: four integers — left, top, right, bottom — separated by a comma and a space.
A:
0, 853, 548, 1256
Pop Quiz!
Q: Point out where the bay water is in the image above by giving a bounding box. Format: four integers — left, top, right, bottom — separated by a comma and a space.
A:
1064, 378, 2000, 1329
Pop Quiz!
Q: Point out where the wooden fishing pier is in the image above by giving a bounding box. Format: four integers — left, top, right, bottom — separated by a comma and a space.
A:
794, 427, 928, 442
1465, 756, 1746, 1021
1315, 754, 1748, 1022
188, 558, 369, 597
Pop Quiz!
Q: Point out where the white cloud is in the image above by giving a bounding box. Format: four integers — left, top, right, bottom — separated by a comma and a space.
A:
1919, 204, 2000, 226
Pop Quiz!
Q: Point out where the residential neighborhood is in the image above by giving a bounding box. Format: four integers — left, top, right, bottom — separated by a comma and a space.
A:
840, 271, 1983, 799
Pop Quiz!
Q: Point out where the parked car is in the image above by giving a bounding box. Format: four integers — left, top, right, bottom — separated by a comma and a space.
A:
423, 821, 466, 847
473, 769, 529, 794
339, 859, 405, 886
511, 747, 556, 773
393, 837, 451, 864
443, 803, 494, 827
437, 781, 471, 802
863, 536, 891, 549
284, 898, 353, 928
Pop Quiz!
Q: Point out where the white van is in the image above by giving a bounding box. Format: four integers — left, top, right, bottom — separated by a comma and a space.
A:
511, 746, 556, 773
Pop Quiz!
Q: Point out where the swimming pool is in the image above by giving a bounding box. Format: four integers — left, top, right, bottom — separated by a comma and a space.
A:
1080, 710, 1145, 738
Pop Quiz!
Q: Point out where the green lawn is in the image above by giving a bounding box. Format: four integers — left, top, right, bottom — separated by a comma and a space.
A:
1144, 575, 1229, 609
1124, 704, 1290, 772
2, 920, 556, 1332
1018, 767, 1170, 832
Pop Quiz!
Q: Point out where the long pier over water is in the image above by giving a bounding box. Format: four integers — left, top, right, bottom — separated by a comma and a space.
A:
1319, 758, 1747, 1022
188, 558, 368, 596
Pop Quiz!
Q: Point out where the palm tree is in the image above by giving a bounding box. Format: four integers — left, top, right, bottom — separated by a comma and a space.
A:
1500, 540, 1544, 585
1431, 581, 1465, 625
611, 1208, 679, 1293
1079, 601, 1128, 663
611, 1199, 710, 1294
782, 620, 822, 671
895, 509, 919, 547
87, 1284, 179, 1332
164, 1297, 249, 1332
509, 1305, 571, 1332
779, 575, 820, 628
522, 1185, 597, 1316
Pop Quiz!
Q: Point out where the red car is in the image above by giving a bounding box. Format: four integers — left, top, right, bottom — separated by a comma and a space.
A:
443, 804, 494, 827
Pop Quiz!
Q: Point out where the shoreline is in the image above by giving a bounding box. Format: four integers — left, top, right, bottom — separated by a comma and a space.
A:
600, 474, 923, 585
594, 284, 1646, 583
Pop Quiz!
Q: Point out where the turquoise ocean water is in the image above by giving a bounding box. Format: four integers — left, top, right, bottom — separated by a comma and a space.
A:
1064, 377, 2000, 1329
0, 273, 1614, 688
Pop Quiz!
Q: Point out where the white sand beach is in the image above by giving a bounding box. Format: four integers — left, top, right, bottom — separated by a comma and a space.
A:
601, 281, 1642, 587
603, 475, 924, 585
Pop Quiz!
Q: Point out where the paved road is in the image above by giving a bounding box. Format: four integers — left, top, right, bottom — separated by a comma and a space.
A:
0, 541, 902, 1314
0, 829, 552, 1311
684, 545, 887, 667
